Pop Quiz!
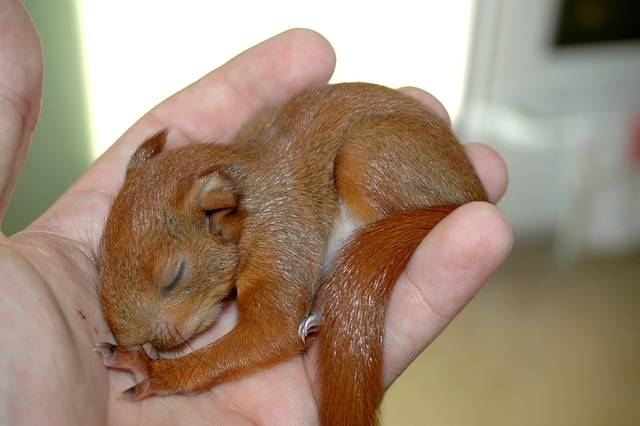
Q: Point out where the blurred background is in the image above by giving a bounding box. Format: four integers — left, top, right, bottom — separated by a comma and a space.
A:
6, 0, 640, 424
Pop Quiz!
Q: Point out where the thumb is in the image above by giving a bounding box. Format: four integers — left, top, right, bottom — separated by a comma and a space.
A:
383, 202, 513, 385
0, 0, 43, 228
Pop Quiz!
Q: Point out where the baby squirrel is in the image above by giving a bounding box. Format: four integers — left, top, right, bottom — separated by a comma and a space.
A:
95, 82, 487, 425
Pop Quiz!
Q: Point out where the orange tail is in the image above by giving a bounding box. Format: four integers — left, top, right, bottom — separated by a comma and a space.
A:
314, 205, 459, 426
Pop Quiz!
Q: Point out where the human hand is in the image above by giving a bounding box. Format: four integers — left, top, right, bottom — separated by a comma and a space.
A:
0, 0, 511, 424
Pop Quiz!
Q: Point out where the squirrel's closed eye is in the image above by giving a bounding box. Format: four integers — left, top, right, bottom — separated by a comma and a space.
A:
162, 260, 185, 296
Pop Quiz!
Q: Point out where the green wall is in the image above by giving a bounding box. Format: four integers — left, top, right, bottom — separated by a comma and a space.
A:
3, 0, 92, 235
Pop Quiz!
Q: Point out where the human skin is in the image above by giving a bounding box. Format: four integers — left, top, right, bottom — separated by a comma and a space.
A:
0, 1, 512, 424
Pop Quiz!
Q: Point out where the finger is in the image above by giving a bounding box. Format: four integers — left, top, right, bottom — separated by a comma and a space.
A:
382, 202, 513, 385
157, 27, 337, 143
464, 142, 509, 203
397, 87, 507, 203
398, 86, 451, 126
0, 0, 43, 225
36, 29, 335, 246
92, 28, 336, 183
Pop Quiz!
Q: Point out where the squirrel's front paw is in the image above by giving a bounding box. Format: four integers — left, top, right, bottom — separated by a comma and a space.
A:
94, 342, 160, 400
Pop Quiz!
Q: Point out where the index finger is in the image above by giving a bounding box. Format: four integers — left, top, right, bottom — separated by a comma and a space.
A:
88, 28, 337, 190
35, 29, 336, 247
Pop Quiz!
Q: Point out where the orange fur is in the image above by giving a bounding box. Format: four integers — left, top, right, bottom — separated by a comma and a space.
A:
315, 207, 458, 425
96, 82, 487, 424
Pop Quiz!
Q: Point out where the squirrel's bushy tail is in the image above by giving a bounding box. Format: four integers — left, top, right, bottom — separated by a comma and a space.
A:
314, 205, 459, 426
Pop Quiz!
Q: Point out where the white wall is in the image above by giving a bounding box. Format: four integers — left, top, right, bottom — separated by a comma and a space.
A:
460, 0, 640, 257
77, 1, 476, 157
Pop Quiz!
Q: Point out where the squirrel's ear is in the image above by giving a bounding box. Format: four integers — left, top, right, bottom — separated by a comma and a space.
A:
198, 170, 238, 211
197, 170, 244, 243
127, 129, 168, 171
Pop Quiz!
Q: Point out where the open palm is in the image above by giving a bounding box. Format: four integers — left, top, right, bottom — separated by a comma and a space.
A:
0, 1, 512, 424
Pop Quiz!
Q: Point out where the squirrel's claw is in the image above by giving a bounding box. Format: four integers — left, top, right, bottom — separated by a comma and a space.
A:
95, 341, 154, 396
298, 312, 322, 344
